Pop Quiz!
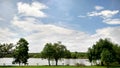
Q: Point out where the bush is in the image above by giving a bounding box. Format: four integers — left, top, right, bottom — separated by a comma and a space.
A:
75, 63, 85, 66
66, 64, 70, 66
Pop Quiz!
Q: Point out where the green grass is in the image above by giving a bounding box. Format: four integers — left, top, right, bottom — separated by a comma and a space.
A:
0, 66, 120, 68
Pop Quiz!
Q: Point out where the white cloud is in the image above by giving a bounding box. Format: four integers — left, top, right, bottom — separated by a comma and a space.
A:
95, 6, 104, 10
11, 15, 120, 52
10, 15, 120, 52
12, 15, 120, 53
87, 8, 120, 25
8, 1, 120, 53
25, 28, 92, 52
0, 28, 17, 43
88, 10, 119, 18
0, 28, 15, 38
12, 16, 39, 32
17, 2, 47, 17
11, 15, 94, 52
93, 27, 120, 44
103, 18, 120, 24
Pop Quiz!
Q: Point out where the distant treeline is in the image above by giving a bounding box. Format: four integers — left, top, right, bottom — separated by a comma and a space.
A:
4, 52, 87, 59
29, 52, 87, 58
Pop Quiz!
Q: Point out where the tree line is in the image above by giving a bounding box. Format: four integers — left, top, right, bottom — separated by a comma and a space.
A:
0, 38, 120, 67
0, 38, 86, 66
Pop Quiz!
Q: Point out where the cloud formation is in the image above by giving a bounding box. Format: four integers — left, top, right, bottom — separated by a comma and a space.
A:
87, 5, 120, 25
17, 2, 47, 17
1, 2, 120, 53
9, 3, 120, 52
88, 10, 119, 19
103, 18, 120, 24
10, 15, 120, 52
93, 27, 120, 44
0, 28, 17, 43
11, 14, 94, 52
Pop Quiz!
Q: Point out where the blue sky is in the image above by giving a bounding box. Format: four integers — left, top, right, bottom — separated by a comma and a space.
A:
0, 0, 120, 52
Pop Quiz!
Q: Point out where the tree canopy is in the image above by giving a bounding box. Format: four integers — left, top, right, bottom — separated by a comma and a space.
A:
41, 43, 54, 66
0, 43, 13, 58
41, 41, 70, 66
13, 38, 29, 66
87, 38, 119, 67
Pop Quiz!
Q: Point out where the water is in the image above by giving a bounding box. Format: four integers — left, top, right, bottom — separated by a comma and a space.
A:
0, 58, 91, 66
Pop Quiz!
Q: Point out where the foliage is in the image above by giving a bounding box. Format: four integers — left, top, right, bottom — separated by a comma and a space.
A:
13, 38, 29, 65
52, 42, 68, 66
29, 53, 41, 58
64, 50, 71, 59
71, 52, 78, 59
41, 43, 54, 66
41, 41, 69, 66
87, 39, 120, 65
87, 48, 93, 63
101, 49, 114, 68
0, 43, 13, 58
75, 63, 86, 67
70, 52, 87, 59
113, 44, 120, 64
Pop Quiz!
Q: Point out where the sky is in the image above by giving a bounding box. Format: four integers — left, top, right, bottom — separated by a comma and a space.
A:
0, 0, 120, 53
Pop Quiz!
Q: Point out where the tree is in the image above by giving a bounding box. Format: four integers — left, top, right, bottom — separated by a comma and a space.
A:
41, 41, 68, 66
0, 43, 13, 58
13, 38, 29, 66
52, 42, 67, 66
64, 50, 71, 59
87, 38, 116, 66
87, 48, 93, 65
101, 49, 114, 68
41, 43, 54, 66
113, 44, 120, 64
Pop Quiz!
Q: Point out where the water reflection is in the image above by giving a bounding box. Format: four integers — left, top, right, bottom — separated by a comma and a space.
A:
0, 58, 91, 66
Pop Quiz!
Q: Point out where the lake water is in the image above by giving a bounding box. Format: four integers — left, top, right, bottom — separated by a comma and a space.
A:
0, 58, 91, 66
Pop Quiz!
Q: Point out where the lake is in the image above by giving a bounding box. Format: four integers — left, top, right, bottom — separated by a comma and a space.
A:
0, 58, 91, 66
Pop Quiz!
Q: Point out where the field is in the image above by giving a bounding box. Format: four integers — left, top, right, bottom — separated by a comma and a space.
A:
0, 66, 120, 68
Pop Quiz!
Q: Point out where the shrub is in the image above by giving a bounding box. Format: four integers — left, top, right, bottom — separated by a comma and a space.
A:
75, 63, 85, 66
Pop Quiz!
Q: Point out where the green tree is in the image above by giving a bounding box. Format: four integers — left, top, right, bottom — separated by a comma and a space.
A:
41, 43, 54, 66
41, 42, 68, 66
87, 48, 93, 65
13, 38, 29, 66
113, 44, 120, 64
64, 50, 71, 59
87, 38, 116, 66
0, 43, 13, 58
101, 49, 114, 68
71, 52, 80, 59
52, 42, 67, 66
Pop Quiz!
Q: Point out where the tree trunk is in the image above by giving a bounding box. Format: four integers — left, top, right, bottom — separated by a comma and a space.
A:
19, 62, 20, 66
101, 61, 104, 66
106, 63, 109, 68
55, 59, 58, 66
91, 62, 92, 66
48, 58, 51, 66
24, 63, 27, 66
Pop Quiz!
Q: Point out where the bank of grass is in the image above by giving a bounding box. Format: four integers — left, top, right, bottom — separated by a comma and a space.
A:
0, 66, 120, 68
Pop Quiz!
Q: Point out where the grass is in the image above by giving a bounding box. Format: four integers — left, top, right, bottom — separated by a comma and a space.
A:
0, 66, 120, 68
